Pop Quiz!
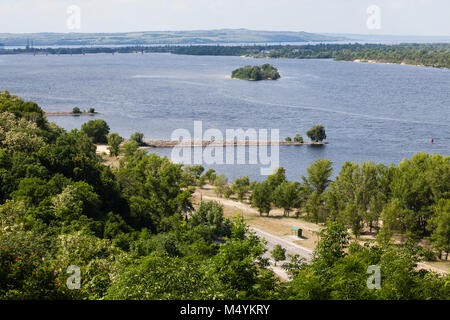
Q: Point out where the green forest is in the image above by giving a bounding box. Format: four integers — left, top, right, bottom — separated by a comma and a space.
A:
0, 91, 449, 300
231, 64, 281, 81
173, 43, 450, 69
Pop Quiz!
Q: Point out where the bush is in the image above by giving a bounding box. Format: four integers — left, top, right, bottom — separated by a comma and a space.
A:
293, 133, 304, 143
88, 108, 96, 114
72, 107, 81, 114
271, 244, 286, 265
285, 137, 292, 142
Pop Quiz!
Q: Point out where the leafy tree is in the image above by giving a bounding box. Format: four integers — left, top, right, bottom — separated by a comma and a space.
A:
271, 244, 286, 266
429, 199, 450, 260
293, 133, 303, 143
251, 181, 272, 216
380, 198, 416, 239
231, 176, 250, 201
0, 112, 45, 154
266, 167, 286, 191
188, 201, 231, 242
130, 132, 145, 146
72, 107, 81, 114
313, 221, 350, 269
0, 90, 47, 129
273, 181, 301, 216
213, 174, 228, 197
306, 125, 326, 142
303, 159, 333, 194
223, 186, 234, 199
107, 133, 123, 157
199, 169, 217, 187
123, 141, 139, 157
207, 217, 276, 299
80, 119, 110, 144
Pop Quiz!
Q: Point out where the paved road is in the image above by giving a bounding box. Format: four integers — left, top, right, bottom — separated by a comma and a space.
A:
250, 227, 313, 281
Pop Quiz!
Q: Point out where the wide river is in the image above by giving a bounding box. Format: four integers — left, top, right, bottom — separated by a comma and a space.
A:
0, 53, 449, 181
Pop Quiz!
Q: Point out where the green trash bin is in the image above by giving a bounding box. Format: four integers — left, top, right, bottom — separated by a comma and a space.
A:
291, 226, 303, 238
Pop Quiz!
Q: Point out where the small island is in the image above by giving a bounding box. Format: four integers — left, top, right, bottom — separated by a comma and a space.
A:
231, 64, 281, 81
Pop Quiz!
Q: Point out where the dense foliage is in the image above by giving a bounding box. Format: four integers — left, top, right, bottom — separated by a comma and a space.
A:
177, 43, 450, 69
231, 64, 281, 81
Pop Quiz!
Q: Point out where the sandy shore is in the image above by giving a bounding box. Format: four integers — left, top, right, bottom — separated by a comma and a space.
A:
353, 59, 426, 68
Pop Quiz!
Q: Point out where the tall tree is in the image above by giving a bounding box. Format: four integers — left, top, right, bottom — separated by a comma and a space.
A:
273, 181, 301, 216
306, 125, 326, 142
107, 133, 123, 157
251, 181, 272, 216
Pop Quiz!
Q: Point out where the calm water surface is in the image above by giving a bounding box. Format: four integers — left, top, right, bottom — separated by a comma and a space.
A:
0, 53, 448, 181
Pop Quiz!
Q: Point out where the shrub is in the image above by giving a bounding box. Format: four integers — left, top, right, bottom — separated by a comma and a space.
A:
293, 133, 304, 143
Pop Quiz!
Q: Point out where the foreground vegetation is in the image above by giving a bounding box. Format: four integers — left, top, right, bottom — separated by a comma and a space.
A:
0, 91, 449, 300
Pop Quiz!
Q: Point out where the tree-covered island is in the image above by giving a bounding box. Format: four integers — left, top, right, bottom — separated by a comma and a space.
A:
231, 64, 281, 81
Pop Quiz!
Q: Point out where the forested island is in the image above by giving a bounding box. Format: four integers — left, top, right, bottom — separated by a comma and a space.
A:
2, 43, 449, 69
231, 64, 281, 80
0, 90, 449, 300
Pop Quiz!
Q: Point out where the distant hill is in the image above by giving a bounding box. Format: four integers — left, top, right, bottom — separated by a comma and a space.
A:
0, 29, 345, 46
323, 33, 450, 43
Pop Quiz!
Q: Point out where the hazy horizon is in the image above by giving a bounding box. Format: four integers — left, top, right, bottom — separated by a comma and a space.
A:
1, 0, 450, 37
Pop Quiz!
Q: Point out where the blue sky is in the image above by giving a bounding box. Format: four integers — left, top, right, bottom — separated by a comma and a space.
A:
1, 0, 449, 36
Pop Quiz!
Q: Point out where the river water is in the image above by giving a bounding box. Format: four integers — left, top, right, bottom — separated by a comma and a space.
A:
0, 53, 448, 181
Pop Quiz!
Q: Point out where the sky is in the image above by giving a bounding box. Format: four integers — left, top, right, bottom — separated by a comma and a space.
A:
1, 0, 450, 36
